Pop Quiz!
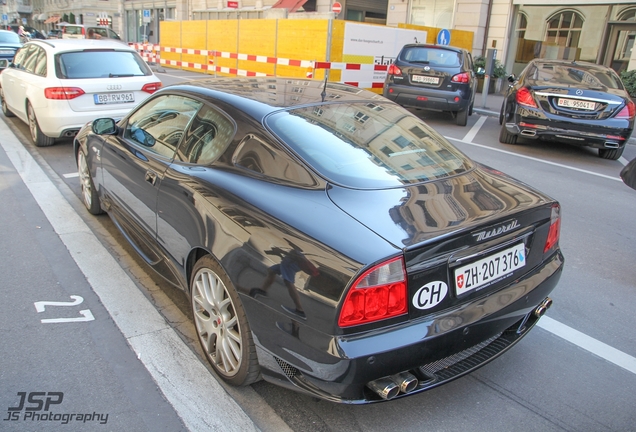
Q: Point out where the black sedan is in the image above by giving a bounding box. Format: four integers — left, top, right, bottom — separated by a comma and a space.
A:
74, 78, 564, 403
0, 30, 21, 72
383, 44, 478, 126
499, 59, 635, 160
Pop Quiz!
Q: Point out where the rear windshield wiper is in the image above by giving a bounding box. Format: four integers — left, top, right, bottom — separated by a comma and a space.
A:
109, 73, 136, 78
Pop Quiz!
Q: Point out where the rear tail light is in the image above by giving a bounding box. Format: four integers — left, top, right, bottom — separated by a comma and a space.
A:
387, 64, 402, 77
142, 82, 162, 94
616, 100, 635, 119
82, 27, 86, 36
451, 72, 470, 83
516, 87, 538, 108
544, 204, 561, 253
338, 257, 408, 327
44, 87, 85, 100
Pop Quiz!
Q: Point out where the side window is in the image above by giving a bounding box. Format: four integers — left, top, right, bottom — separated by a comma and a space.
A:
233, 136, 315, 186
18, 45, 37, 72
177, 105, 235, 164
34, 47, 47, 77
12, 46, 29, 67
124, 95, 202, 159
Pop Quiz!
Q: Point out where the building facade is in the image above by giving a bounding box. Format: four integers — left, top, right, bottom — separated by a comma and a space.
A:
2, 0, 634, 75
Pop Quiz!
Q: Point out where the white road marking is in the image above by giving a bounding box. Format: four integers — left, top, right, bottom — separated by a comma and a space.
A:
63, 172, 79, 178
618, 156, 628, 166
446, 136, 623, 182
0, 118, 257, 432
462, 115, 487, 143
538, 316, 636, 375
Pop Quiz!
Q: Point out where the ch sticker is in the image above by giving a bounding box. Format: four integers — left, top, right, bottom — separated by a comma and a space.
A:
412, 281, 448, 310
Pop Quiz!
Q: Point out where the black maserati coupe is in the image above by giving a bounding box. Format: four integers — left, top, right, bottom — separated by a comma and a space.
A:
499, 59, 635, 160
74, 77, 564, 403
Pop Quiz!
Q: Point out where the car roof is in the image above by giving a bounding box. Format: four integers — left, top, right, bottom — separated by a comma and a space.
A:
27, 38, 136, 52
165, 77, 389, 121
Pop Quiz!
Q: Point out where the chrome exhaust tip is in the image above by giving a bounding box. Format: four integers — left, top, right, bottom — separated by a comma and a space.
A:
390, 372, 419, 394
604, 141, 619, 149
367, 377, 400, 400
534, 297, 553, 318
520, 129, 537, 137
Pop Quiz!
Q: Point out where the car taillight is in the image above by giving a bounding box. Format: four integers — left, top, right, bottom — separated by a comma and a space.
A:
44, 87, 85, 100
544, 204, 561, 253
451, 72, 470, 83
142, 82, 162, 94
516, 87, 538, 108
338, 257, 408, 327
616, 100, 635, 119
387, 64, 402, 77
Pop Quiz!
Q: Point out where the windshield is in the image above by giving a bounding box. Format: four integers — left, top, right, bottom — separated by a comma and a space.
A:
56, 50, 152, 79
266, 102, 472, 189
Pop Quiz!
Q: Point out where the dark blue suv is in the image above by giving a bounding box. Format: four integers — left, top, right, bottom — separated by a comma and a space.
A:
0, 30, 22, 73
383, 44, 478, 126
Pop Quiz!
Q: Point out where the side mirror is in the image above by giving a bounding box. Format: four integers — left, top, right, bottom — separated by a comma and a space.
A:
507, 74, 516, 83
620, 157, 636, 190
92, 118, 118, 135
475, 67, 485, 78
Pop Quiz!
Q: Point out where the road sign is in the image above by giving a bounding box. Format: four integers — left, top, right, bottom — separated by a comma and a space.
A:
437, 29, 451, 46
2, 14, 8, 23
332, 2, 342, 14
143, 9, 151, 23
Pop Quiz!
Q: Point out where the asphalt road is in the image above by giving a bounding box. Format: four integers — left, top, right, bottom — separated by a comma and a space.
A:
2, 68, 635, 431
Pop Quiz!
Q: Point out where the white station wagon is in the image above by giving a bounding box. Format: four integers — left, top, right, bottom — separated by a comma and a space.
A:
0, 39, 161, 146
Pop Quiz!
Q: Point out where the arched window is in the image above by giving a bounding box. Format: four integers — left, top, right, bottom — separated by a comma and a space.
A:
545, 10, 584, 48
617, 8, 636, 22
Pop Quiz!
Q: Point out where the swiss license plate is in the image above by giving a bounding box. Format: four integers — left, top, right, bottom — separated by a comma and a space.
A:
454, 243, 526, 296
557, 98, 595, 110
412, 75, 439, 85
94, 93, 135, 105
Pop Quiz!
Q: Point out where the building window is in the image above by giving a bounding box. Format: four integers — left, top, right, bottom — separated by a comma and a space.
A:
545, 10, 583, 48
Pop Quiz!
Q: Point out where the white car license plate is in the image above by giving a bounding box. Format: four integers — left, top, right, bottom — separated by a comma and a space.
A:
94, 93, 135, 105
412, 75, 439, 85
557, 98, 595, 110
454, 243, 526, 296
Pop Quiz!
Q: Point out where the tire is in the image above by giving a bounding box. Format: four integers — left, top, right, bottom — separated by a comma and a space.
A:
1, 89, 15, 117
468, 102, 474, 116
77, 148, 103, 215
456, 109, 468, 126
598, 146, 624, 160
191, 256, 259, 386
27, 102, 55, 147
499, 124, 518, 144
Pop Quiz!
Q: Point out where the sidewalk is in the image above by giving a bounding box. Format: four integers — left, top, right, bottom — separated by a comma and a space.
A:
0, 118, 263, 431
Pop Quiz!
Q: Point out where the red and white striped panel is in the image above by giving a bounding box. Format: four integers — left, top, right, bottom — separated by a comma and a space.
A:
344, 82, 386, 89
314, 62, 388, 72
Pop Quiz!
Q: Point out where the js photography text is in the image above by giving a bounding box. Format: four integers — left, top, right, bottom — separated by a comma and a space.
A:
4, 392, 109, 425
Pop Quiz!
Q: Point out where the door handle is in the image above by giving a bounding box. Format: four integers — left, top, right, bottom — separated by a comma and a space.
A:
145, 170, 157, 185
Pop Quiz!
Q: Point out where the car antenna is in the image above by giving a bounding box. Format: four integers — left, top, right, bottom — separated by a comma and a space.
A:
321, 73, 328, 103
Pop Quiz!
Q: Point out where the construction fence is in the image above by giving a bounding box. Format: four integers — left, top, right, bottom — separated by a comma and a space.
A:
132, 19, 474, 92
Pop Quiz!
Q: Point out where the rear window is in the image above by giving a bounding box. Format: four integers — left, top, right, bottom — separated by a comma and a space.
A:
531, 63, 623, 89
64, 26, 84, 36
401, 47, 461, 67
56, 50, 152, 79
266, 102, 472, 189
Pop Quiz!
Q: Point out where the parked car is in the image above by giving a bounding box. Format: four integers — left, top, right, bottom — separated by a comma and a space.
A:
74, 77, 564, 403
47, 29, 63, 39
499, 59, 635, 160
58, 24, 121, 41
5, 24, 46, 40
383, 43, 479, 126
0, 39, 161, 147
0, 30, 21, 73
